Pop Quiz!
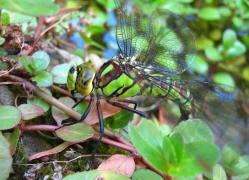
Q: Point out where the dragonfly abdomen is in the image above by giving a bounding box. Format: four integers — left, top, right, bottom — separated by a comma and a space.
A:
95, 59, 195, 119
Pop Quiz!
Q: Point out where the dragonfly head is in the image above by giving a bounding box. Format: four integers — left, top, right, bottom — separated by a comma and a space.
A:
67, 62, 96, 96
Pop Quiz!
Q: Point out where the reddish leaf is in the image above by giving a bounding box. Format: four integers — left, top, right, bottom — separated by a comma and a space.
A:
29, 142, 73, 160
85, 100, 121, 125
97, 154, 135, 177
18, 104, 44, 120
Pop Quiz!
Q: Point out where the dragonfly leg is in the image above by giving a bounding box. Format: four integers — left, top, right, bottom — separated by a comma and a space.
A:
115, 98, 138, 109
55, 95, 94, 130
179, 104, 191, 121
72, 96, 87, 108
107, 99, 146, 117
89, 94, 104, 169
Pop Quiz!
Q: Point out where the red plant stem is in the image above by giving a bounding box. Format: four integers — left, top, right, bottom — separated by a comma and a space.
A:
50, 85, 73, 98
93, 135, 137, 154
34, 16, 45, 40
21, 124, 58, 131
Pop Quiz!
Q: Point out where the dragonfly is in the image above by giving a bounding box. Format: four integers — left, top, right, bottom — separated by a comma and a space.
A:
61, 0, 249, 168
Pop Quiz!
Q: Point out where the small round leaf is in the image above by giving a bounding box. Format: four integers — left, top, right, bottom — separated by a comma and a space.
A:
198, 7, 220, 20
0, 106, 21, 130
56, 123, 93, 143
51, 63, 71, 84
205, 47, 223, 61
132, 169, 164, 180
222, 29, 237, 49
31, 71, 53, 87
18, 104, 44, 120
213, 164, 227, 180
213, 72, 235, 89
63, 170, 130, 180
31, 51, 50, 72
0, 133, 12, 180
97, 154, 135, 177
173, 119, 214, 144
0, 37, 5, 46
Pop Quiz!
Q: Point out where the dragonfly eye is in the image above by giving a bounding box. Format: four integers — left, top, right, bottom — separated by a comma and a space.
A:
69, 67, 75, 74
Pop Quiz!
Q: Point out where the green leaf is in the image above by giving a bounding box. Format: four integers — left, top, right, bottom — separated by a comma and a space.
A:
77, 101, 89, 114
168, 141, 219, 177
186, 141, 220, 169
169, 133, 184, 165
86, 25, 105, 34
51, 63, 71, 84
63, 170, 130, 180
209, 29, 222, 41
1, 12, 10, 26
105, 109, 134, 129
0, 133, 12, 180
230, 156, 249, 176
242, 66, 249, 81
56, 123, 93, 143
3, 128, 21, 155
232, 16, 244, 29
173, 119, 214, 144
0, 0, 59, 16
189, 55, 209, 74
213, 72, 235, 90
196, 36, 214, 50
97, 0, 116, 10
128, 119, 166, 173
27, 88, 51, 112
88, 7, 108, 26
31, 51, 50, 72
225, 40, 246, 58
132, 169, 164, 180
6, 10, 34, 24
31, 71, 53, 87
222, 29, 237, 49
198, 7, 220, 20
0, 37, 5, 46
222, 143, 240, 168
219, 7, 231, 17
18, 104, 44, 120
21, 55, 34, 74
0, 48, 7, 58
213, 164, 227, 180
162, 136, 172, 169
205, 47, 223, 61
0, 106, 21, 130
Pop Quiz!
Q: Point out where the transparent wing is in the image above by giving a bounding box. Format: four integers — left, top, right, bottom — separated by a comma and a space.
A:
115, 1, 197, 75
160, 78, 249, 153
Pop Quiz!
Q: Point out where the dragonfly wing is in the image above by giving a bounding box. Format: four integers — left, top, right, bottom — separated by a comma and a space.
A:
168, 80, 249, 152
115, 2, 197, 75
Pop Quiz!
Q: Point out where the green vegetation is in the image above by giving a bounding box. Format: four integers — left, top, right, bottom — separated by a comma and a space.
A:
0, 0, 248, 179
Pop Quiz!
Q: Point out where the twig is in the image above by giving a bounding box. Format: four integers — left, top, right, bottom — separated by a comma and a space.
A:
45, 7, 81, 24
0, 64, 17, 77
34, 16, 45, 40
35, 14, 69, 44
13, 154, 111, 166
3, 74, 82, 121
50, 85, 73, 98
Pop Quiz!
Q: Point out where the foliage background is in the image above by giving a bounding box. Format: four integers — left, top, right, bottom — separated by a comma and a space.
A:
0, 0, 249, 179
